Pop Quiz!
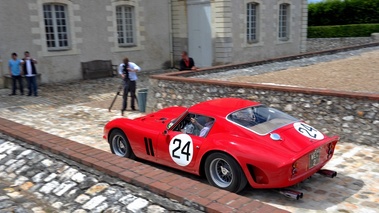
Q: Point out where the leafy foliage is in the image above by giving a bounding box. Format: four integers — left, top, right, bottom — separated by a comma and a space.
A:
308, 0, 379, 26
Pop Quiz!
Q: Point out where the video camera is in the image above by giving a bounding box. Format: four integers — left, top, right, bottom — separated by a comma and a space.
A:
122, 64, 129, 75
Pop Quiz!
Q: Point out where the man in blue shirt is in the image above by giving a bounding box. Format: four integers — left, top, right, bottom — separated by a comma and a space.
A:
118, 57, 141, 115
8, 53, 24, 96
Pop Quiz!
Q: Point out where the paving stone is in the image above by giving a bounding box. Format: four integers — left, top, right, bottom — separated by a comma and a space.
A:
119, 194, 138, 205
75, 194, 91, 204
39, 181, 60, 194
92, 202, 109, 213
16, 150, 33, 160
127, 197, 149, 212
53, 180, 77, 196
0, 154, 6, 161
15, 165, 31, 175
41, 159, 54, 167
59, 168, 79, 181
71, 172, 86, 183
147, 205, 166, 213
20, 182, 34, 191
44, 173, 58, 182
32, 172, 49, 183
82, 195, 107, 210
85, 183, 109, 196
14, 176, 29, 186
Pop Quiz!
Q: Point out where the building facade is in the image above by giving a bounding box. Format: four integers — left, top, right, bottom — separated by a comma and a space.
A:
172, 0, 308, 67
0, 0, 307, 87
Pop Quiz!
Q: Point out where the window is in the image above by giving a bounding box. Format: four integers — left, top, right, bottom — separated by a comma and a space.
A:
43, 4, 69, 50
247, 2, 259, 43
116, 5, 135, 46
174, 113, 214, 137
278, 3, 290, 40
227, 105, 298, 135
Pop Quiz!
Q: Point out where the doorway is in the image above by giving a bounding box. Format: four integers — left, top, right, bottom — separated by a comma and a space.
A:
187, 1, 213, 68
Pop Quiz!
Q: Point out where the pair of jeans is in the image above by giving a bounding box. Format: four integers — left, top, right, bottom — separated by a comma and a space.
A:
11, 75, 24, 95
122, 80, 136, 111
26, 76, 38, 96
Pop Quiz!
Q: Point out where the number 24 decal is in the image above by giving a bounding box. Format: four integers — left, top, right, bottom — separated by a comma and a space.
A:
172, 139, 191, 161
169, 134, 194, 166
298, 123, 317, 138
294, 122, 324, 140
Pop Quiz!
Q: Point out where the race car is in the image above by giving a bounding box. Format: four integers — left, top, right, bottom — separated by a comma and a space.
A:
103, 98, 339, 196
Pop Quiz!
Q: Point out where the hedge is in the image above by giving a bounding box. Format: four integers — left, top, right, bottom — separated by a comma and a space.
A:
308, 0, 379, 26
308, 24, 379, 38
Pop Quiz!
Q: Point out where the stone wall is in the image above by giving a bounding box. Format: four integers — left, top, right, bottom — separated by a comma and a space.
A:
146, 77, 378, 147
306, 37, 374, 52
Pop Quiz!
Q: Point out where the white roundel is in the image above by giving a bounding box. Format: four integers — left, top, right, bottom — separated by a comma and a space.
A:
293, 122, 324, 140
169, 134, 194, 166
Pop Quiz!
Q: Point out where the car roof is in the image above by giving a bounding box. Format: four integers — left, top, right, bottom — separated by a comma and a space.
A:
188, 98, 260, 117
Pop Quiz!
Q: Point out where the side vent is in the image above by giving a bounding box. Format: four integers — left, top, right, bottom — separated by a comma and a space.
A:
144, 137, 155, 156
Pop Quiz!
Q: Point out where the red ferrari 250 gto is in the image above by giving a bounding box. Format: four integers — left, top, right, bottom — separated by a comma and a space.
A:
103, 98, 339, 198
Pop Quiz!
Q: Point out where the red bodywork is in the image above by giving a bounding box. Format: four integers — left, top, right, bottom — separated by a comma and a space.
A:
103, 98, 339, 189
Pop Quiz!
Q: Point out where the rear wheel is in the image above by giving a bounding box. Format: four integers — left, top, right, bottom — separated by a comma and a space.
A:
205, 152, 247, 193
109, 129, 135, 159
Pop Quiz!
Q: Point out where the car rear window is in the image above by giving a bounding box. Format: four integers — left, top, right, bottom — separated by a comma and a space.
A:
227, 105, 299, 135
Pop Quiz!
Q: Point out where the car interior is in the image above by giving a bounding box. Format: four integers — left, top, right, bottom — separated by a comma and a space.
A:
173, 113, 211, 137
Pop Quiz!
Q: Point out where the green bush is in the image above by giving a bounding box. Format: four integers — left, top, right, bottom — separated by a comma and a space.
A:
308, 24, 379, 38
308, 0, 379, 26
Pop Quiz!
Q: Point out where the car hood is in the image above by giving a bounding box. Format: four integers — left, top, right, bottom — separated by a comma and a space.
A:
134, 106, 186, 128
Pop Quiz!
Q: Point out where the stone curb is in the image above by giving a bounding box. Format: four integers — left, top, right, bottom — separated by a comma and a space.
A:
0, 117, 289, 213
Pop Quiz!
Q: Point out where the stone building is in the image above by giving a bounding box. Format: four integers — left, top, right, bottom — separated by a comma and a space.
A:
0, 0, 307, 87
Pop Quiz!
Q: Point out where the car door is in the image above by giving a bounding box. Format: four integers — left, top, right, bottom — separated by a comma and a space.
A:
155, 113, 207, 172
156, 130, 204, 172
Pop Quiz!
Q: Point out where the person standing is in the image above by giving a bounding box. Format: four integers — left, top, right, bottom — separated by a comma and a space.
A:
8, 53, 24, 96
179, 51, 197, 71
22, 51, 38, 96
118, 57, 141, 116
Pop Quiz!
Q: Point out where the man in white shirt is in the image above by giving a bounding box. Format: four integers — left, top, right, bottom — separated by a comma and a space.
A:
191, 117, 214, 137
118, 57, 141, 115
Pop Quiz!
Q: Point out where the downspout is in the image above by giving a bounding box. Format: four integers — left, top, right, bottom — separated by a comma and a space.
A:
168, 0, 174, 68
0, 57, 3, 88
301, 0, 308, 53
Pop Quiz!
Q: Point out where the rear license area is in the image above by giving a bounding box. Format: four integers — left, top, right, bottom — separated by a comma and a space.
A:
309, 148, 320, 169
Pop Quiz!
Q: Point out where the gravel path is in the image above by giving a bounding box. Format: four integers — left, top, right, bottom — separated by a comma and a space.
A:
196, 46, 379, 93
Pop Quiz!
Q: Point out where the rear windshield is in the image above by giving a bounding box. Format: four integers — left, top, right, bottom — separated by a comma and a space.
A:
226, 105, 299, 135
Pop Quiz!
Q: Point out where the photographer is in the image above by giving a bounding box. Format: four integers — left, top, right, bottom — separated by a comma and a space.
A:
118, 57, 141, 116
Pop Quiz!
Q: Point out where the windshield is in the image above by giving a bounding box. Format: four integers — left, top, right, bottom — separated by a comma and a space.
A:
167, 110, 188, 130
226, 105, 299, 135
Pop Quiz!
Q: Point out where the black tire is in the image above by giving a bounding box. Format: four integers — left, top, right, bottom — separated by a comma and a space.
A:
204, 152, 247, 193
109, 129, 136, 159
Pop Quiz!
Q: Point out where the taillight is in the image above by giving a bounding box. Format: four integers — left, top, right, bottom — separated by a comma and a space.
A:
292, 162, 298, 177
327, 143, 335, 158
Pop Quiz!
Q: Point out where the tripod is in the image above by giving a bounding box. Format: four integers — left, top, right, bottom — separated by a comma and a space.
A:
108, 81, 139, 112
108, 81, 123, 112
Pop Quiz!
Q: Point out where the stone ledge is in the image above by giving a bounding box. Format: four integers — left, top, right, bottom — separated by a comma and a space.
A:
0, 117, 289, 213
150, 75, 379, 101
3, 73, 42, 89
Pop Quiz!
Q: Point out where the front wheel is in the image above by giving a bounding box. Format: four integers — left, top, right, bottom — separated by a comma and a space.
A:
109, 129, 135, 159
204, 152, 247, 193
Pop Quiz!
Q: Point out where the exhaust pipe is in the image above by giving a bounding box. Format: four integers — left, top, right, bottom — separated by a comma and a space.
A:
317, 169, 337, 178
277, 189, 303, 200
